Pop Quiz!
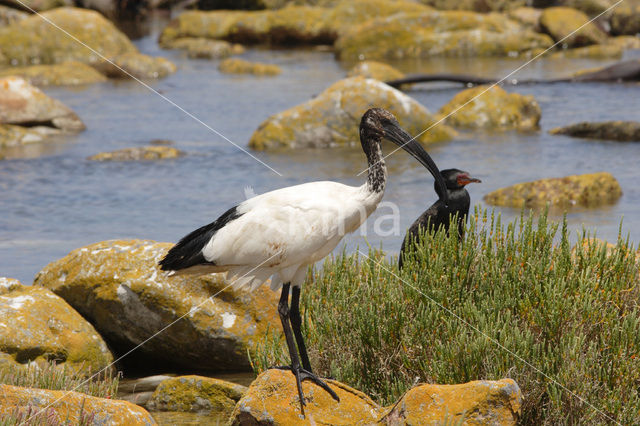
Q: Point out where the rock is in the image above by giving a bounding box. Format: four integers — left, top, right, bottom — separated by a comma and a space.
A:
607, 35, 640, 50
163, 37, 244, 59
381, 379, 521, 425
0, 61, 107, 86
0, 5, 27, 27
418, 0, 525, 12
610, 0, 640, 35
34, 239, 280, 373
0, 384, 156, 425
483, 172, 622, 208
159, 1, 432, 46
335, 11, 553, 61
549, 44, 622, 58
0, 124, 61, 148
347, 60, 405, 82
96, 52, 176, 80
230, 369, 381, 425
119, 375, 173, 406
0, 77, 85, 131
219, 58, 281, 75
550, 121, 640, 141
88, 146, 184, 161
0, 278, 114, 375
557, 0, 618, 16
249, 76, 455, 150
507, 6, 542, 31
147, 375, 246, 415
0, 8, 136, 67
231, 370, 522, 425
539, 7, 608, 47
6, 0, 73, 11
438, 85, 541, 131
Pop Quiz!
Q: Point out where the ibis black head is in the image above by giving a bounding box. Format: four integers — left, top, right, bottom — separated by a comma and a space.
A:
436, 168, 481, 199
360, 108, 448, 205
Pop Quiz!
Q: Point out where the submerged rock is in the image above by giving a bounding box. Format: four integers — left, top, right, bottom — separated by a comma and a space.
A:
0, 124, 61, 148
483, 172, 622, 208
249, 76, 455, 150
231, 369, 381, 425
438, 85, 541, 131
0, 278, 114, 375
381, 379, 522, 424
539, 7, 608, 47
163, 37, 244, 59
88, 146, 184, 161
147, 375, 246, 415
230, 369, 522, 425
218, 58, 281, 75
0, 8, 136, 67
34, 239, 280, 373
96, 52, 176, 80
0, 384, 156, 425
335, 11, 553, 61
550, 121, 640, 141
0, 61, 107, 86
347, 60, 405, 82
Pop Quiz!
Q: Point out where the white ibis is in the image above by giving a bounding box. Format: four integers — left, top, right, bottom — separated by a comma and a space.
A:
159, 108, 448, 414
399, 168, 480, 269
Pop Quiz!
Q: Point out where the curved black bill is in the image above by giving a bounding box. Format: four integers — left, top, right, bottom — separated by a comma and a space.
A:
383, 121, 449, 205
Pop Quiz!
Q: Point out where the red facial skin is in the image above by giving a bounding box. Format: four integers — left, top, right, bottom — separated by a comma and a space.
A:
456, 173, 482, 187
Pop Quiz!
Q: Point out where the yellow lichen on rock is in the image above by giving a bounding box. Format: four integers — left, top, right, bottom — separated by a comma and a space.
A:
483, 172, 622, 208
0, 384, 157, 425
231, 369, 382, 425
438, 85, 541, 131
539, 7, 608, 47
162, 37, 243, 59
0, 61, 107, 86
0, 279, 114, 375
550, 121, 640, 141
549, 44, 622, 59
96, 52, 176, 80
0, 8, 136, 67
218, 58, 281, 75
381, 379, 521, 425
610, 0, 640, 35
147, 375, 247, 415
249, 76, 455, 150
88, 146, 184, 161
34, 239, 280, 372
347, 60, 405, 82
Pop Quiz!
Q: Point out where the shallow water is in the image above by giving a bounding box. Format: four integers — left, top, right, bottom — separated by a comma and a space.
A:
1, 22, 639, 284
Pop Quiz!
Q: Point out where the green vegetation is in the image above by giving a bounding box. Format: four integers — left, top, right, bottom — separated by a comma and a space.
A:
255, 209, 640, 424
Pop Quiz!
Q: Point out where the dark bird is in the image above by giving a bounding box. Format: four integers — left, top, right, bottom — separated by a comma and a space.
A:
159, 108, 447, 415
399, 168, 480, 269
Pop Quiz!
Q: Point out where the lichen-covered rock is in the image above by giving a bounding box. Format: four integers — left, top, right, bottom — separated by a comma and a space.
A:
610, 0, 640, 35
218, 58, 281, 75
249, 76, 455, 150
147, 375, 246, 415
549, 44, 622, 59
34, 239, 280, 372
6, 0, 72, 12
539, 7, 608, 47
163, 37, 244, 59
159, 1, 432, 46
0, 8, 136, 67
483, 172, 622, 208
550, 121, 640, 142
230, 369, 381, 425
0, 77, 85, 131
418, 0, 524, 12
506, 6, 542, 30
347, 60, 405, 82
0, 5, 27, 27
438, 85, 540, 131
607, 35, 640, 50
0, 384, 156, 425
0, 279, 114, 375
0, 61, 107, 86
381, 379, 521, 425
335, 11, 553, 61
88, 146, 184, 161
96, 52, 176, 80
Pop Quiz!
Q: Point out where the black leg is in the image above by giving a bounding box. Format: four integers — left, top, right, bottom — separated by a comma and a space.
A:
272, 283, 340, 416
290, 286, 312, 372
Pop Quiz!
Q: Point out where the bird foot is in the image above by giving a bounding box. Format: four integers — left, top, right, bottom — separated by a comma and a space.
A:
268, 365, 340, 406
